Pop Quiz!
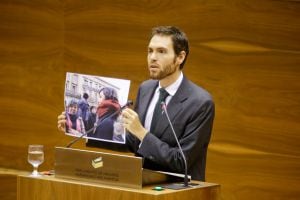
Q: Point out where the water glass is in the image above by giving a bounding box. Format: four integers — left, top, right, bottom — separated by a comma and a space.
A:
27, 145, 44, 176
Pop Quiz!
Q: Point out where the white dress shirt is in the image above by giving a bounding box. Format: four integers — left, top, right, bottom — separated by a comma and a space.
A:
144, 72, 184, 131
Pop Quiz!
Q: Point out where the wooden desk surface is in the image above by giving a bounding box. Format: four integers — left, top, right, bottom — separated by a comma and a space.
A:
17, 174, 220, 200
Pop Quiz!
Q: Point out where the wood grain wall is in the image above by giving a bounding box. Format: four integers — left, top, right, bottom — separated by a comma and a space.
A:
0, 0, 299, 200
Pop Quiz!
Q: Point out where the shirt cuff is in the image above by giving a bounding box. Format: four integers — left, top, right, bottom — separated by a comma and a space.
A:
138, 131, 149, 149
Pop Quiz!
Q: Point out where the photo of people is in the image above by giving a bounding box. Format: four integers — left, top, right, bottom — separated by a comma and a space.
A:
64, 72, 130, 144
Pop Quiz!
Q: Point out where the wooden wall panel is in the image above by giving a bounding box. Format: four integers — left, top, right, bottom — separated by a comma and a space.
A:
0, 0, 65, 172
0, 0, 300, 200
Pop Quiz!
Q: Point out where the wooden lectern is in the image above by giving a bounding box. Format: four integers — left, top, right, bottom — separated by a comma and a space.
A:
17, 175, 220, 200
16, 147, 220, 200
54, 147, 186, 189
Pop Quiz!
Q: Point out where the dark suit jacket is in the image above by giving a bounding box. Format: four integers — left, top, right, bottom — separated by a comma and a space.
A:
126, 76, 214, 181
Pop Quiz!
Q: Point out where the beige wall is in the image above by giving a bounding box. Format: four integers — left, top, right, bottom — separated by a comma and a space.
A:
0, 0, 300, 199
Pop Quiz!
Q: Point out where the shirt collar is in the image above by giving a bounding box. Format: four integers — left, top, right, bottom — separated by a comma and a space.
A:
158, 72, 183, 96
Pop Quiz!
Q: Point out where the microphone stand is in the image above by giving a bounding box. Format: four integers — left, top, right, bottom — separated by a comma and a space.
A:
161, 101, 190, 188
65, 100, 133, 148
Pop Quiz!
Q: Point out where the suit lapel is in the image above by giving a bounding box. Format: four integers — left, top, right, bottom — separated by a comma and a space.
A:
153, 76, 190, 138
138, 81, 158, 124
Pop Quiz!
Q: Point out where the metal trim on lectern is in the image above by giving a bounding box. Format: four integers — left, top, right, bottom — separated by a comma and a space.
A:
54, 147, 181, 189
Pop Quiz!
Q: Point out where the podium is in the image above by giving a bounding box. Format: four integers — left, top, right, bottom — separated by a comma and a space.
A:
16, 147, 220, 200
2, 148, 220, 200
54, 147, 187, 189
17, 175, 220, 200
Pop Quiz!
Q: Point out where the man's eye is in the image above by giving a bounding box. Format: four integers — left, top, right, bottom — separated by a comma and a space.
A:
158, 49, 166, 54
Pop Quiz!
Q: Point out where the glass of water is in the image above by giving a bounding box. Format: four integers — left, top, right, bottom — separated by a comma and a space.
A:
28, 145, 44, 176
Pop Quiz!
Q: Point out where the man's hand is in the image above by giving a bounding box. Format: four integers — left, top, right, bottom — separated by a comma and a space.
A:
57, 112, 66, 132
121, 108, 148, 141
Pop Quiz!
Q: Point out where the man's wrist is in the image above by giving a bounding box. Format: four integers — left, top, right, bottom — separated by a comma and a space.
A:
136, 128, 148, 141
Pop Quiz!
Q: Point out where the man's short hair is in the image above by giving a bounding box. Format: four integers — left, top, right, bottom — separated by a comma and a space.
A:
150, 26, 189, 69
83, 93, 89, 99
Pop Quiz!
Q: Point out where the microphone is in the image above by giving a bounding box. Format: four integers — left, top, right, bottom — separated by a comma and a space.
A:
161, 101, 189, 187
65, 100, 133, 148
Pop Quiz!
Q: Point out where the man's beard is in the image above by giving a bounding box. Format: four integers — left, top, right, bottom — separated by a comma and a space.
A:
149, 60, 177, 80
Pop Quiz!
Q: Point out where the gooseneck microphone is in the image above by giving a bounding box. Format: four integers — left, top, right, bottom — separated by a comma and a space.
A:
65, 100, 133, 148
161, 101, 189, 187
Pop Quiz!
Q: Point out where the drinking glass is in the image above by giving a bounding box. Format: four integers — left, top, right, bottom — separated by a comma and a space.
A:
27, 145, 44, 176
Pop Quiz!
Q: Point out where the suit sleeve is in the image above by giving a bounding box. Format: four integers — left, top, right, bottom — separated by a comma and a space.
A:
137, 99, 215, 174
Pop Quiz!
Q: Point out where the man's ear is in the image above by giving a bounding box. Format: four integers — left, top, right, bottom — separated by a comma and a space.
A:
176, 51, 186, 66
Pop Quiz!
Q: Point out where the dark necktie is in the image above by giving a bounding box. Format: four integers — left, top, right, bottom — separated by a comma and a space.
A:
150, 88, 169, 133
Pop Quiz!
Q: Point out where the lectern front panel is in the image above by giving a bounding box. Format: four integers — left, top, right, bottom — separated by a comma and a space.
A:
55, 147, 143, 188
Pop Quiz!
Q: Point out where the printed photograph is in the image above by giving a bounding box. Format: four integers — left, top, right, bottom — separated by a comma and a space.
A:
64, 72, 130, 144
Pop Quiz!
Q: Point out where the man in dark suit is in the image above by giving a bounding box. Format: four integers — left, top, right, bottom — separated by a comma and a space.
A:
121, 26, 214, 181
58, 26, 214, 181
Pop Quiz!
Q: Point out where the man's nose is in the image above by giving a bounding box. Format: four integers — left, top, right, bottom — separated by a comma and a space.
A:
149, 52, 157, 61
